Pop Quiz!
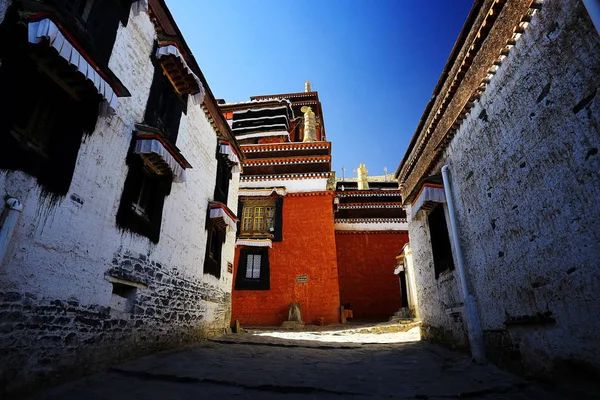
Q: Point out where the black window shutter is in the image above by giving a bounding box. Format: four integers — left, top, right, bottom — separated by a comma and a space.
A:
236, 199, 243, 235
86, 0, 126, 63
234, 249, 249, 290
273, 197, 284, 241
144, 67, 163, 127
259, 247, 270, 290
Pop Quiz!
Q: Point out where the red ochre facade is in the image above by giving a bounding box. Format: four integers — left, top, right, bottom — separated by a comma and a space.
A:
335, 231, 409, 320
232, 192, 340, 326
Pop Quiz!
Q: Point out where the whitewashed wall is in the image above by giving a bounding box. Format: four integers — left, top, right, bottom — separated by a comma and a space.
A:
408, 0, 600, 378
0, 5, 239, 394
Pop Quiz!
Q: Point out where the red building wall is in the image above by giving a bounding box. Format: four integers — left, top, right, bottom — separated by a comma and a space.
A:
232, 192, 340, 326
335, 231, 409, 319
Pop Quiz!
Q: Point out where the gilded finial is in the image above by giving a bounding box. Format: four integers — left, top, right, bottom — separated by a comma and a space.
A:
301, 106, 317, 142
354, 163, 369, 190
305, 80, 311, 92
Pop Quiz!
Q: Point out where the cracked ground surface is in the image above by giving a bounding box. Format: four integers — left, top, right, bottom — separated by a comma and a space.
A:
30, 326, 563, 399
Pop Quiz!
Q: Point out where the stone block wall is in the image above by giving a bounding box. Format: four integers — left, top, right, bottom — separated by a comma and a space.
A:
0, 5, 239, 396
335, 231, 408, 319
232, 192, 340, 326
409, 0, 600, 378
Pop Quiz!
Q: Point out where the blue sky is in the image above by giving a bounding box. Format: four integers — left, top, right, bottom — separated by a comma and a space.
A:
165, 0, 474, 179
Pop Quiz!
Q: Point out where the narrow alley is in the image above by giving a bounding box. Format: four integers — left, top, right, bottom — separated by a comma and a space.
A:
31, 323, 565, 400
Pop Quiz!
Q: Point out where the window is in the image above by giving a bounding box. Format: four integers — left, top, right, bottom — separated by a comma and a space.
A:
245, 254, 262, 279
59, 0, 132, 63
110, 282, 136, 313
144, 59, 187, 143
214, 156, 231, 204
239, 198, 282, 240
116, 153, 172, 243
0, 16, 99, 196
235, 248, 270, 290
204, 224, 225, 278
428, 204, 455, 278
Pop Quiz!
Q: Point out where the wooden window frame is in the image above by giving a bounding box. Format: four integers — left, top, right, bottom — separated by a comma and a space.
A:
239, 199, 278, 237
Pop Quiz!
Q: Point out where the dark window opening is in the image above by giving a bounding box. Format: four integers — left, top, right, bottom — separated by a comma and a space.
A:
214, 155, 231, 204
399, 271, 409, 307
428, 204, 455, 278
110, 281, 136, 313
204, 224, 225, 278
0, 14, 99, 197
234, 247, 270, 290
56, 0, 132, 63
238, 198, 283, 241
116, 144, 172, 243
144, 61, 187, 144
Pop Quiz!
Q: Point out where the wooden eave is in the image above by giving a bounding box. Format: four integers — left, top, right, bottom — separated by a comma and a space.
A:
220, 100, 289, 113
156, 42, 200, 95
335, 208, 407, 220
147, 0, 243, 161
242, 141, 330, 153
243, 155, 331, 166
135, 124, 192, 169
19, 5, 131, 98
396, 0, 539, 203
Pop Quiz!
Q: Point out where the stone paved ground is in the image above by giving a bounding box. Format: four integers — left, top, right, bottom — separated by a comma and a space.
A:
29, 324, 576, 400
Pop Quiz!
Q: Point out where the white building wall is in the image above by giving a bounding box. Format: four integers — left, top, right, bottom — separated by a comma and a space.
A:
0, 6, 239, 393
408, 0, 600, 377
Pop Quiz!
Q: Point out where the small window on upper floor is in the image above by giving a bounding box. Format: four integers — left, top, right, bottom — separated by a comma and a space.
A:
144, 63, 188, 144
116, 153, 172, 244
59, 0, 132, 63
214, 156, 231, 204
428, 204, 455, 278
204, 223, 225, 278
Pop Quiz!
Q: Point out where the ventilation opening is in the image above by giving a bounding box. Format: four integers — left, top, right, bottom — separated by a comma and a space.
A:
110, 282, 137, 313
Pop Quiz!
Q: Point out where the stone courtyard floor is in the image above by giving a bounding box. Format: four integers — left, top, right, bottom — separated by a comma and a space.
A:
29, 323, 582, 399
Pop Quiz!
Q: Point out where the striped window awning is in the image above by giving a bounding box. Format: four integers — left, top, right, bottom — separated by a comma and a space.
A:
155, 44, 205, 105
28, 18, 120, 114
133, 129, 192, 183
209, 202, 237, 231
219, 143, 241, 173
235, 238, 272, 248
411, 184, 446, 219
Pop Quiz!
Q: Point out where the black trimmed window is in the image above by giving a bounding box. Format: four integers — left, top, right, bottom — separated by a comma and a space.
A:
234, 248, 270, 290
116, 48, 188, 243
144, 56, 188, 143
214, 154, 231, 204
116, 148, 172, 244
51, 0, 132, 63
238, 198, 283, 241
204, 223, 225, 278
0, 14, 99, 196
428, 204, 455, 278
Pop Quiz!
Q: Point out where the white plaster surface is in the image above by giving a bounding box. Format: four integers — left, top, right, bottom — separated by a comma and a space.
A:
0, 6, 239, 390
407, 0, 600, 375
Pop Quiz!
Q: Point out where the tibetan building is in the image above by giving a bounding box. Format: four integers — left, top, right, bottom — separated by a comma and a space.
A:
334, 165, 409, 320
220, 82, 340, 326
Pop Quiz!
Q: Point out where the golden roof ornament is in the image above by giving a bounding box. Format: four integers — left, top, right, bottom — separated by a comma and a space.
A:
301, 106, 317, 142
354, 163, 369, 190
305, 80, 311, 92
